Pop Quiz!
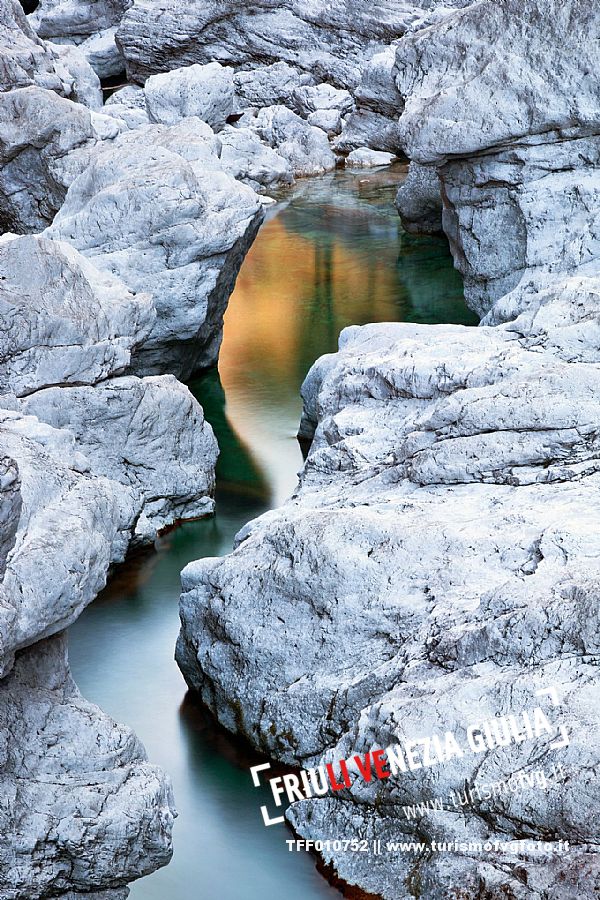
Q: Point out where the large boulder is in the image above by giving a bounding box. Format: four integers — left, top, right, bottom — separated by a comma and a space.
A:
334, 43, 406, 153
31, 0, 131, 78
0, 86, 98, 232
0, 407, 127, 675
21, 374, 217, 542
0, 0, 87, 93
0, 234, 154, 396
104, 82, 149, 128
33, 0, 131, 42
145, 62, 235, 129
233, 61, 314, 113
178, 307, 600, 897
0, 633, 175, 898
217, 125, 294, 191
395, 160, 443, 235
250, 106, 336, 177
45, 119, 264, 376
394, 0, 600, 315
396, 0, 600, 166
116, 0, 427, 86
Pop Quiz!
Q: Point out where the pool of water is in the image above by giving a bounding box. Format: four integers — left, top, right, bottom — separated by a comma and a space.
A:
68, 165, 477, 899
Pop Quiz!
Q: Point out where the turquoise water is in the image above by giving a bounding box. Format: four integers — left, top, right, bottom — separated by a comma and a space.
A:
68, 166, 475, 899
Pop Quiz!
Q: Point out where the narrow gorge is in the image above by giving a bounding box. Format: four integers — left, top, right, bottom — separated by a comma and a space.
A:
0, 1, 598, 899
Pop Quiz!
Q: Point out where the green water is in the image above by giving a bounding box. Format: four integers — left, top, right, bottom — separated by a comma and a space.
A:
68, 166, 476, 899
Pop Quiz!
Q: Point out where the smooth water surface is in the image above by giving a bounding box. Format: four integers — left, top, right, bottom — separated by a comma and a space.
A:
68, 166, 476, 900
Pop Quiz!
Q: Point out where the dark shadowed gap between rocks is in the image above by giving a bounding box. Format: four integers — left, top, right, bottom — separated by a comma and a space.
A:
67, 166, 476, 900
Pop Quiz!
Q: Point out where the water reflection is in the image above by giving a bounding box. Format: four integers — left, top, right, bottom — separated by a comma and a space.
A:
68, 166, 475, 900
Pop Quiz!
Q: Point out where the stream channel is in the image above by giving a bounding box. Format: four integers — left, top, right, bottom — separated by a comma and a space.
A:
69, 165, 476, 899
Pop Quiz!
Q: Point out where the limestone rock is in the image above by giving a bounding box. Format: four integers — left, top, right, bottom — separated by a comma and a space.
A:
0, 633, 175, 898
0, 457, 21, 575
77, 25, 124, 78
0, 0, 71, 92
396, 0, 600, 166
45, 120, 264, 376
346, 147, 396, 167
292, 83, 354, 118
0, 407, 127, 674
0, 233, 154, 396
21, 375, 218, 543
334, 108, 403, 154
233, 61, 314, 113
0, 0, 106, 105
354, 44, 404, 119
393, 1, 600, 314
395, 160, 442, 235
0, 233, 218, 658
251, 106, 336, 177
145, 62, 234, 130
306, 109, 342, 137
178, 312, 600, 897
50, 41, 103, 108
104, 83, 149, 128
116, 0, 427, 86
218, 126, 294, 191
33, 0, 131, 42
0, 86, 97, 232
439, 136, 600, 317
176, 5, 600, 896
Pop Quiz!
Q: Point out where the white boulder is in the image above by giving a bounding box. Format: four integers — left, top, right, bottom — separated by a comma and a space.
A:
145, 61, 234, 130
346, 147, 397, 167
251, 105, 336, 177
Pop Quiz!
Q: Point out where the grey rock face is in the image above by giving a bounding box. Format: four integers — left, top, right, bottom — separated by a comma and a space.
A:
218, 126, 294, 191
396, 0, 600, 167
233, 61, 314, 113
439, 136, 600, 318
334, 108, 404, 154
354, 44, 404, 120
0, 0, 104, 110
116, 0, 426, 86
394, 0, 600, 314
33, 0, 131, 42
31, 0, 131, 78
333, 42, 406, 153
145, 62, 235, 129
50, 41, 103, 109
45, 119, 264, 376
104, 83, 149, 128
114, 0, 472, 161
251, 106, 336, 177
0, 457, 21, 575
292, 83, 354, 117
178, 311, 600, 897
0, 234, 154, 396
77, 26, 124, 78
0, 0, 84, 93
0, 233, 218, 664
21, 375, 217, 543
395, 160, 442, 235
0, 406, 126, 675
0, 633, 175, 898
0, 86, 97, 232
0, 0, 111, 233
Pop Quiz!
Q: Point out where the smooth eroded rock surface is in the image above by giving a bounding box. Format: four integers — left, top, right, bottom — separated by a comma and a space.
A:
0, 633, 175, 898
45, 119, 264, 376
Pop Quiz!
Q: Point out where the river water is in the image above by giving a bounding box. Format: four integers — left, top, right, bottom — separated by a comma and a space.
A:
68, 165, 476, 899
